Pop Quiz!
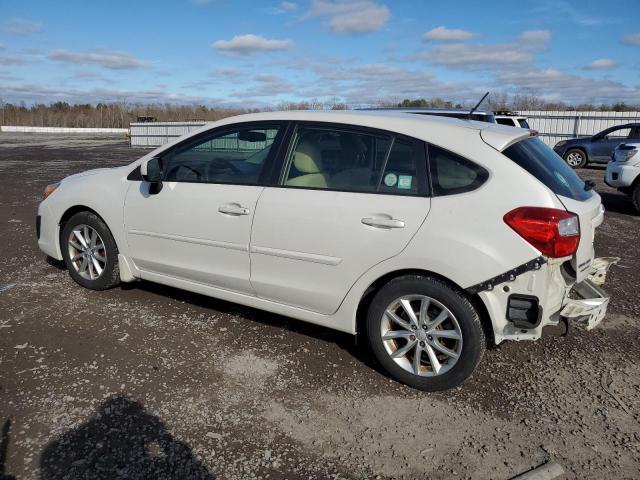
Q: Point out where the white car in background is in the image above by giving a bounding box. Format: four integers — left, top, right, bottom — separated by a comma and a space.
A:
606, 143, 640, 212
37, 111, 616, 391
494, 112, 531, 129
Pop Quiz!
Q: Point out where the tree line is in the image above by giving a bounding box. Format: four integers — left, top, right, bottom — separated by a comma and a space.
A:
0, 96, 638, 128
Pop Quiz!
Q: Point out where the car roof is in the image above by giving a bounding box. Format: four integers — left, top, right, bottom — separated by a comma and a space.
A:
183, 110, 531, 152
359, 107, 493, 116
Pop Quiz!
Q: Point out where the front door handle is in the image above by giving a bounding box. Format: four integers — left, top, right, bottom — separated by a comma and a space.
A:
218, 203, 250, 216
361, 217, 405, 229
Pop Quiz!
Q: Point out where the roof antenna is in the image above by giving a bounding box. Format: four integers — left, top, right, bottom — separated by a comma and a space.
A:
468, 92, 490, 120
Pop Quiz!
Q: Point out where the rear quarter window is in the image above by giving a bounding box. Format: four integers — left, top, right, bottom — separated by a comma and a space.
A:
503, 137, 592, 201
428, 144, 489, 196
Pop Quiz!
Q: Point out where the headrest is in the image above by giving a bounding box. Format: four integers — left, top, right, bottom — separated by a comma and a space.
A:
294, 140, 322, 173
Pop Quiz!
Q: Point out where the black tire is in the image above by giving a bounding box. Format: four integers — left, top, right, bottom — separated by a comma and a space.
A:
563, 148, 588, 169
632, 182, 640, 214
60, 211, 120, 290
366, 275, 485, 391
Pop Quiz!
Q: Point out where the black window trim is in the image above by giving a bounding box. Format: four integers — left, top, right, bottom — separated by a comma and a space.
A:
271, 120, 430, 197
425, 142, 490, 197
127, 120, 290, 187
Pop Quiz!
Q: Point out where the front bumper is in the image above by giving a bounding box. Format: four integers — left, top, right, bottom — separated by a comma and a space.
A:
560, 257, 618, 330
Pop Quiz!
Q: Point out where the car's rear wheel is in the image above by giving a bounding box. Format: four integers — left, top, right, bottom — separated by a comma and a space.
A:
564, 149, 587, 169
366, 275, 485, 391
61, 211, 120, 290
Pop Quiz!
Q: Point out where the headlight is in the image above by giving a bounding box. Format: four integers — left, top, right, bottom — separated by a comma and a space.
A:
555, 140, 568, 149
43, 182, 60, 199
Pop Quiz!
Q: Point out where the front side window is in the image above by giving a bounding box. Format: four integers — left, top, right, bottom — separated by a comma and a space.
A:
164, 125, 280, 184
281, 125, 426, 195
603, 127, 630, 139
428, 144, 488, 196
503, 137, 592, 201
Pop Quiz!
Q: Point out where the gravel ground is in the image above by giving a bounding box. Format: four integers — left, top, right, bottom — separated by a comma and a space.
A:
0, 133, 639, 480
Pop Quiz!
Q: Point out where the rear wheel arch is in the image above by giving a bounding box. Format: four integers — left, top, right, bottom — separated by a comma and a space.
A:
355, 269, 495, 346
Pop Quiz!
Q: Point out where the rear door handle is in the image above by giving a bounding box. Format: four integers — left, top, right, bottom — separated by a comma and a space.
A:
218, 203, 250, 216
361, 217, 405, 229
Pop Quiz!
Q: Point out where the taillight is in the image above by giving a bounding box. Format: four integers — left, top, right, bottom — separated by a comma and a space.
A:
503, 207, 580, 258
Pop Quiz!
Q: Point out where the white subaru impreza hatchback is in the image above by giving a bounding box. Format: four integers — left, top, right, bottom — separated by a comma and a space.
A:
37, 111, 616, 391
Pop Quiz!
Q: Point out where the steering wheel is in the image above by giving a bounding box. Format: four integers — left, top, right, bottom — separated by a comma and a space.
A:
206, 158, 243, 179
167, 164, 202, 181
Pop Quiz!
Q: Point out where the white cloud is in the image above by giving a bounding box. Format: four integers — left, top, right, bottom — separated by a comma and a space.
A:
0, 82, 217, 105
0, 43, 5, 50
2, 18, 43, 34
251, 73, 294, 96
48, 50, 150, 70
415, 43, 533, 70
306, 0, 390, 34
423, 26, 474, 42
212, 34, 292, 55
518, 29, 551, 45
280, 1, 298, 11
0, 55, 27, 65
213, 67, 242, 78
495, 68, 640, 104
620, 33, 640, 46
584, 58, 617, 70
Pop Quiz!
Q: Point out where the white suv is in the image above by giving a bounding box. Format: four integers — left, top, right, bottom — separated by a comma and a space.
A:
37, 111, 616, 391
605, 143, 640, 212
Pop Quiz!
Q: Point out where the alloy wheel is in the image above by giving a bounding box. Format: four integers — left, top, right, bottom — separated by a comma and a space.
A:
566, 151, 583, 167
380, 295, 463, 377
67, 224, 107, 281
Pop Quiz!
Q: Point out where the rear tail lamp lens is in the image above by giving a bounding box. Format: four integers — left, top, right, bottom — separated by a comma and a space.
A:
503, 207, 580, 258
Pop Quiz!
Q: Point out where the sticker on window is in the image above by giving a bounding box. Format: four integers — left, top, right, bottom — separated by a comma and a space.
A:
398, 175, 413, 189
384, 173, 397, 187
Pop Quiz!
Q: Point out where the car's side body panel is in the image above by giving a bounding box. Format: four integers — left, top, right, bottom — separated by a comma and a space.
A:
124, 181, 264, 295
37, 110, 607, 342
249, 188, 431, 314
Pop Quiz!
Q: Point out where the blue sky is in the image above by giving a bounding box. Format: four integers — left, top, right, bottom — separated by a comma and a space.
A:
1, 0, 639, 107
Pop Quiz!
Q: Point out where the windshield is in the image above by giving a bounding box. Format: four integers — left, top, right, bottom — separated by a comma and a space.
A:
503, 137, 592, 201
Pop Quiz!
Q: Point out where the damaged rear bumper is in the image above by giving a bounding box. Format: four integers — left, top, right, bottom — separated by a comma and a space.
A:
559, 257, 619, 330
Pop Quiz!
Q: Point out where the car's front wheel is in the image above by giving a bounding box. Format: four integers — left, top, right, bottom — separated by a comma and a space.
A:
564, 148, 587, 169
61, 211, 120, 290
632, 182, 640, 213
366, 275, 485, 391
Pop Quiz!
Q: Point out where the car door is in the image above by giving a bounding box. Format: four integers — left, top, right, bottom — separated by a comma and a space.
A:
124, 122, 285, 294
249, 123, 431, 315
591, 126, 630, 161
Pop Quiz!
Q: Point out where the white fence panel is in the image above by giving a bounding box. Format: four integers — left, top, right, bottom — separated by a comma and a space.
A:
517, 111, 640, 146
130, 113, 640, 148
129, 122, 208, 147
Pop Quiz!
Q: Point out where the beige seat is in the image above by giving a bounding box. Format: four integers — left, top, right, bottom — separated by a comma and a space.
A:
286, 140, 328, 188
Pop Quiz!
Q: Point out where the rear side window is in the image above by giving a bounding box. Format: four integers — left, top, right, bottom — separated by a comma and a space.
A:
281, 125, 428, 196
496, 118, 515, 126
428, 144, 489, 196
503, 137, 592, 201
518, 119, 530, 129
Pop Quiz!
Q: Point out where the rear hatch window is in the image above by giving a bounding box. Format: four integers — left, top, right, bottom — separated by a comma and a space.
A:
502, 137, 592, 201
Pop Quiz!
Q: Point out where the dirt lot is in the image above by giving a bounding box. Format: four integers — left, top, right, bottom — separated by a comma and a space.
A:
1, 133, 639, 480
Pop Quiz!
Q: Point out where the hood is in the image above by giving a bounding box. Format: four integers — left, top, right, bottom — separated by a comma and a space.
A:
63, 168, 111, 181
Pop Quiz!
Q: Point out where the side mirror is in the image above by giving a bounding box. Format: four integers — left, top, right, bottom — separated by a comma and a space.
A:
141, 156, 163, 183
